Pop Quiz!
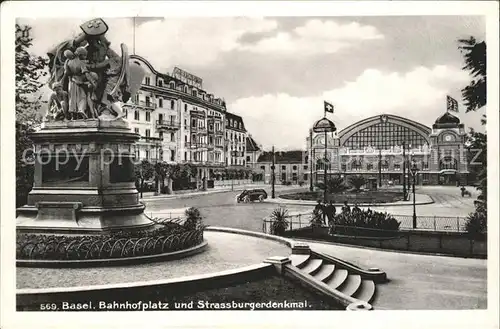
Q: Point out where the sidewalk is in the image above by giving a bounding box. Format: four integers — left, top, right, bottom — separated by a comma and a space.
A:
262, 193, 434, 207
140, 184, 302, 201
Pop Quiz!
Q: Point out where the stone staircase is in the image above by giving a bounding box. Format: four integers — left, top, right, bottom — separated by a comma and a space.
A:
289, 251, 382, 306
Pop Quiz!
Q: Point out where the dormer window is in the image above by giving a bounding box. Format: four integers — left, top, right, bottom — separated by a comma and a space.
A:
192, 89, 197, 97
158, 79, 163, 87
169, 81, 175, 89
145, 77, 151, 85
184, 85, 189, 93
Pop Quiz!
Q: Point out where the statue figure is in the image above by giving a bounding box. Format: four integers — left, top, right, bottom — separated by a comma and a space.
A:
46, 82, 68, 121
46, 18, 144, 121
62, 47, 89, 120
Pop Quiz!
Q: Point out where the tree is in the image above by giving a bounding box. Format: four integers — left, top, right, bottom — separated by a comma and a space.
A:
459, 36, 487, 231
458, 37, 486, 122
326, 175, 346, 193
134, 160, 154, 198
349, 175, 366, 192
16, 24, 48, 207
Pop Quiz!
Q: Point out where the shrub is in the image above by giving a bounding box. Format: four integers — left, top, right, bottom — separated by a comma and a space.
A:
348, 175, 366, 192
184, 207, 204, 231
269, 207, 289, 236
465, 203, 487, 237
330, 208, 401, 235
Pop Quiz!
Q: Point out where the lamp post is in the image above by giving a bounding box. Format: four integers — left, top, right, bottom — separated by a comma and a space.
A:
309, 129, 313, 192
402, 142, 406, 200
271, 146, 276, 199
410, 163, 419, 229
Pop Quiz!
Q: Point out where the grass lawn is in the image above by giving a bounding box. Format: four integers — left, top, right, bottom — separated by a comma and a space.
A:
280, 190, 404, 204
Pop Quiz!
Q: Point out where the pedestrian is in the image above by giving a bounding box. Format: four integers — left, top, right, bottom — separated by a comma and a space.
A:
353, 203, 361, 214
342, 201, 350, 214
326, 200, 336, 227
313, 200, 324, 225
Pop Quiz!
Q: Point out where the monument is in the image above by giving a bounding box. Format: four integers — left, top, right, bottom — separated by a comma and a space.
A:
16, 18, 151, 234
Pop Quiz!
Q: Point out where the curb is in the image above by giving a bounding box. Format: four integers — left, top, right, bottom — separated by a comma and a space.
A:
263, 194, 435, 207
140, 185, 302, 202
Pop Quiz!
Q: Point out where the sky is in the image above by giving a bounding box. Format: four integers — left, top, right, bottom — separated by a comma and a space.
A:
17, 16, 486, 150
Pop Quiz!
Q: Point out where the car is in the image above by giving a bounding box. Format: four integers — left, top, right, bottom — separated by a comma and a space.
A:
236, 189, 268, 203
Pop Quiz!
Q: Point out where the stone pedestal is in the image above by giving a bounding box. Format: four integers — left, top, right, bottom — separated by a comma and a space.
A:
16, 119, 155, 234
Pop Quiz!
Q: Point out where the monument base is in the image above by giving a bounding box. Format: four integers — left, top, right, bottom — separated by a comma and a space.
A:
17, 202, 156, 235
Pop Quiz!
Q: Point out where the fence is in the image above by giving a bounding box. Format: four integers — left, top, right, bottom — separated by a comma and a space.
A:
262, 212, 469, 235
146, 211, 186, 225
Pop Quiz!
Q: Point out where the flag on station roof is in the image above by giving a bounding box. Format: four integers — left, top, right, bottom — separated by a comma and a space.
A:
446, 95, 459, 113
324, 101, 334, 113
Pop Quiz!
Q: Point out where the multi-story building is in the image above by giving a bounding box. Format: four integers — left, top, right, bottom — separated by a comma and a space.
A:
307, 112, 469, 187
254, 151, 309, 184
124, 54, 245, 186
245, 135, 262, 168
224, 112, 247, 167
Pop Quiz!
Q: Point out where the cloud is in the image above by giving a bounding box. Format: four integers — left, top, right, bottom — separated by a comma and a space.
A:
18, 17, 278, 70
237, 19, 384, 55
230, 65, 483, 150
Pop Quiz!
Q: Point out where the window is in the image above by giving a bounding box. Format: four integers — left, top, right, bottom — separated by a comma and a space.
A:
145, 149, 150, 159
422, 161, 429, 170
184, 135, 188, 142
134, 110, 139, 121
367, 163, 373, 171
158, 79, 163, 87
304, 165, 308, 170
184, 119, 187, 127
145, 112, 151, 122
260, 166, 265, 171
159, 132, 163, 140
158, 113, 163, 123
124, 109, 128, 118
192, 89, 197, 97
343, 121, 428, 150
171, 100, 175, 109
145, 77, 151, 85
303, 174, 308, 180
134, 128, 139, 134
184, 104, 188, 111
351, 159, 362, 171
145, 96, 151, 106
440, 156, 457, 170
170, 133, 175, 142
169, 81, 175, 89
145, 129, 150, 137
184, 152, 187, 160
281, 173, 286, 181
304, 156, 308, 164
184, 86, 188, 93
292, 165, 297, 170
158, 98, 163, 108
394, 163, 401, 171
170, 150, 175, 161
246, 156, 250, 161
281, 165, 286, 170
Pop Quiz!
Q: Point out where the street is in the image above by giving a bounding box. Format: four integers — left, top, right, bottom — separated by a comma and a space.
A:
143, 185, 478, 232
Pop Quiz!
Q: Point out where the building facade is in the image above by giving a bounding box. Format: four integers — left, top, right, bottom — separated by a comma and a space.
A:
225, 113, 247, 166
307, 113, 469, 187
254, 151, 309, 184
245, 135, 262, 168
123, 55, 249, 184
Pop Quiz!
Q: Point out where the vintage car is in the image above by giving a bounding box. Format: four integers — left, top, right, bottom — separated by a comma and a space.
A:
236, 189, 268, 203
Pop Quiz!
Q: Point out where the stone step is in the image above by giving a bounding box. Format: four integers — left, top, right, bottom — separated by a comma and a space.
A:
313, 264, 336, 282
338, 274, 362, 297
326, 268, 349, 289
300, 258, 323, 275
290, 254, 310, 268
352, 280, 376, 303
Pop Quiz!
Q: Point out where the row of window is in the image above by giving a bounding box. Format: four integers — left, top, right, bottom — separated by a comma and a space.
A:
143, 76, 223, 106
260, 165, 308, 171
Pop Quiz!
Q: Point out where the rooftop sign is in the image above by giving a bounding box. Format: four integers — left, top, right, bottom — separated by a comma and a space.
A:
172, 67, 203, 89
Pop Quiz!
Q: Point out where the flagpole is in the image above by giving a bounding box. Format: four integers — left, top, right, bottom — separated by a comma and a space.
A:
133, 17, 136, 55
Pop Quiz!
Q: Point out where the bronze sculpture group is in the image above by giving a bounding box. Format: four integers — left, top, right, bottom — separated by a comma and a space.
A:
45, 18, 137, 121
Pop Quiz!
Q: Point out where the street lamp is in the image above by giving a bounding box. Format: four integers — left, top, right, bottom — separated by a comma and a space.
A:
313, 117, 337, 203
271, 146, 276, 199
410, 162, 419, 229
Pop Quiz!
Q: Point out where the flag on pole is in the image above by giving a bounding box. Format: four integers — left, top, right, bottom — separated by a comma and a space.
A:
324, 101, 334, 114
446, 95, 459, 113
